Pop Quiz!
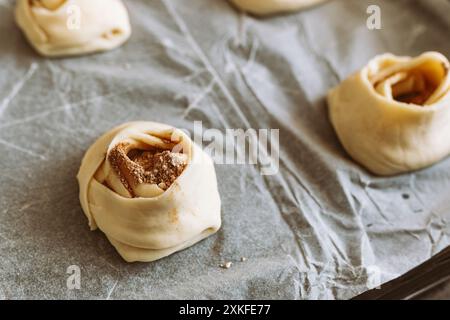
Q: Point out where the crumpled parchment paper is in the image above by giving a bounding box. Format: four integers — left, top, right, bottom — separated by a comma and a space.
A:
1, 0, 450, 299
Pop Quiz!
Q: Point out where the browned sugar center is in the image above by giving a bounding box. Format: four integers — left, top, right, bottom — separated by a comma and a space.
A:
393, 77, 436, 105
130, 150, 188, 189
107, 143, 188, 195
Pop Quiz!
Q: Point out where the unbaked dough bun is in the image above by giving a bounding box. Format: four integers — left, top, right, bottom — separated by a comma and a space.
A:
15, 0, 131, 57
230, 0, 328, 15
77, 122, 222, 262
328, 52, 450, 176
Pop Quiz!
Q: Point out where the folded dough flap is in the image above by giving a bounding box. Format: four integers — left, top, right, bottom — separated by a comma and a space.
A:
230, 0, 328, 15
78, 122, 221, 259
88, 173, 221, 251
15, 0, 131, 56
369, 52, 450, 106
106, 226, 219, 263
36, 0, 67, 10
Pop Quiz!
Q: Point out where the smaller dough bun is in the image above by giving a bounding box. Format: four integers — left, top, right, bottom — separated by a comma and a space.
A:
230, 0, 328, 16
15, 0, 131, 57
328, 52, 450, 176
77, 122, 222, 262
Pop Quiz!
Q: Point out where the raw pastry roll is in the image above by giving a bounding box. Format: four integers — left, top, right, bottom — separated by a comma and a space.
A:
328, 52, 450, 176
230, 0, 328, 16
15, 0, 131, 57
77, 122, 222, 262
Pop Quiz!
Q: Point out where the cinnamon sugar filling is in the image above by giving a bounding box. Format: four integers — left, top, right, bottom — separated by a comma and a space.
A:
107, 142, 188, 196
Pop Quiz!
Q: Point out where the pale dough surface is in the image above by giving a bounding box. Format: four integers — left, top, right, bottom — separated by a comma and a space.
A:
15, 0, 131, 57
77, 122, 222, 262
230, 0, 328, 15
328, 52, 450, 176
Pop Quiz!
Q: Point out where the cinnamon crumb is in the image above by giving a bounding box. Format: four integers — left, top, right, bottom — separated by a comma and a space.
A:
219, 262, 233, 269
